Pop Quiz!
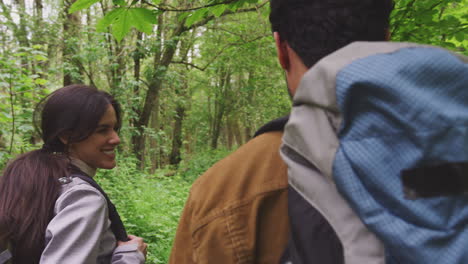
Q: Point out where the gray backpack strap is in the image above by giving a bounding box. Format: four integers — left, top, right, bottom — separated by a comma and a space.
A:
0, 248, 12, 264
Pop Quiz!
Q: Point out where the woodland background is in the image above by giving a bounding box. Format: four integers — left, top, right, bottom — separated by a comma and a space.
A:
0, 0, 467, 262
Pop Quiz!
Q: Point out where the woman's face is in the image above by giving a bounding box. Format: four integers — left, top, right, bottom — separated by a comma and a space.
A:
68, 104, 120, 170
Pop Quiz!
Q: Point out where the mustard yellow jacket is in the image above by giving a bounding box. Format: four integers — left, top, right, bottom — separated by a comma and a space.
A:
169, 131, 289, 264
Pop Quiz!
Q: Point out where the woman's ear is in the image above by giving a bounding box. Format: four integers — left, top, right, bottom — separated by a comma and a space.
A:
58, 132, 71, 145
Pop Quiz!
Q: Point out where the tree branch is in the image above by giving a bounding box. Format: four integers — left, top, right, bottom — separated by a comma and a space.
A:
171, 34, 270, 71
186, 1, 268, 31
0, 0, 20, 40
391, 0, 417, 36
171, 61, 206, 71
142, 0, 237, 12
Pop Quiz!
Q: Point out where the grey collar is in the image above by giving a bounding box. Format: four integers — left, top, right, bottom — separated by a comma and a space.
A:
70, 158, 96, 177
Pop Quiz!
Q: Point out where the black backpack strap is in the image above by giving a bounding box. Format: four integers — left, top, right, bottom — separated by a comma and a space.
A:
280, 186, 344, 264
70, 173, 129, 242
253, 115, 289, 138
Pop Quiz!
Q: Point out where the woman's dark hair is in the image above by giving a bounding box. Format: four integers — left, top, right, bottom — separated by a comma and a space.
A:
0, 84, 121, 263
269, 0, 394, 68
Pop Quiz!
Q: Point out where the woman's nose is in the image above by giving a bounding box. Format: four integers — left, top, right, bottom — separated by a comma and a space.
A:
109, 131, 121, 145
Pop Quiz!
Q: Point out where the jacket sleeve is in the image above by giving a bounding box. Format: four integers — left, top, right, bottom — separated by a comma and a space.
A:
169, 193, 195, 264
112, 244, 145, 263
40, 184, 144, 264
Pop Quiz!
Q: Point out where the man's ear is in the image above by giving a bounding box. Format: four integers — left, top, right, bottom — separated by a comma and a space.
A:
274, 32, 290, 70
385, 28, 391, 41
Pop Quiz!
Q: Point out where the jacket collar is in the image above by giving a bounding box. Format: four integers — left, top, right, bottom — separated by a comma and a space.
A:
70, 157, 96, 177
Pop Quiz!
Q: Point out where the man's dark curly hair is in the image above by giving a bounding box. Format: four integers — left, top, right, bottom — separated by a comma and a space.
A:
269, 0, 394, 68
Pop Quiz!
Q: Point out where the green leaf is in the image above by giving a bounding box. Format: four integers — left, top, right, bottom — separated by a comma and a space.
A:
128, 8, 156, 34
442, 41, 457, 49
34, 78, 47, 85
69, 0, 100, 13
227, 0, 246, 11
112, 9, 132, 42
455, 32, 465, 42
113, 0, 126, 6
133, 8, 158, 24
97, 8, 157, 40
185, 9, 208, 28
96, 8, 125, 32
34, 54, 48, 61
178, 12, 190, 22
210, 5, 226, 17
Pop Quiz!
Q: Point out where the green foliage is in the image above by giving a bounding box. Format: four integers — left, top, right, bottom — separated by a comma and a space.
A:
1, 1, 467, 263
391, 0, 468, 54
178, 147, 233, 181
69, 0, 101, 13
97, 8, 158, 42
95, 147, 234, 263
97, 155, 191, 264
185, 9, 209, 27
87, 0, 265, 41
210, 4, 227, 17
0, 46, 49, 157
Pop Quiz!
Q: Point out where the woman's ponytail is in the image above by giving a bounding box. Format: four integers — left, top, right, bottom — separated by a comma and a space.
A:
0, 150, 67, 263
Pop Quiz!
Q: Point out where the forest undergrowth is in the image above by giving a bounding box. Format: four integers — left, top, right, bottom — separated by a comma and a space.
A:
96, 148, 233, 264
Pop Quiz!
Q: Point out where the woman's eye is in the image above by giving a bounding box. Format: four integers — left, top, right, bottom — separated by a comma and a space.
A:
97, 128, 108, 134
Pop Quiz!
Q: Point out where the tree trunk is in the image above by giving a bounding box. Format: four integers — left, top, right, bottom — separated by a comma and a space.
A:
86, 9, 95, 85
32, 0, 43, 46
148, 8, 165, 170
232, 118, 243, 146
14, 0, 29, 48
226, 117, 235, 149
148, 101, 160, 171
129, 31, 143, 129
63, 0, 83, 86
211, 68, 231, 149
169, 103, 185, 165
0, 0, 29, 67
133, 20, 186, 162
111, 39, 125, 92
168, 29, 195, 165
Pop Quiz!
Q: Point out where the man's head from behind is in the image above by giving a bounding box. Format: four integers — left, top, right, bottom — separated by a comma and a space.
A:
269, 0, 394, 69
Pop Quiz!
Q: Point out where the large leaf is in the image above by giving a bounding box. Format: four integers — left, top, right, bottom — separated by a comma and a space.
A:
69, 0, 100, 13
112, 9, 132, 42
129, 8, 158, 34
210, 5, 226, 17
97, 8, 157, 41
96, 8, 125, 33
185, 9, 208, 28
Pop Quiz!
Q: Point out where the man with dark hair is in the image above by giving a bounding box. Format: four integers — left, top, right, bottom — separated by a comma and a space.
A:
269, 1, 393, 263
274, 0, 468, 263
269, 0, 393, 68
170, 1, 393, 263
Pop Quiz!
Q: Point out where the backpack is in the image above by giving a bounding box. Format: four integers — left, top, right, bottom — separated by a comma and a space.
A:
281, 42, 468, 263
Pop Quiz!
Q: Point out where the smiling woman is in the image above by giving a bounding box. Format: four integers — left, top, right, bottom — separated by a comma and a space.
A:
67, 104, 121, 170
0, 85, 147, 264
